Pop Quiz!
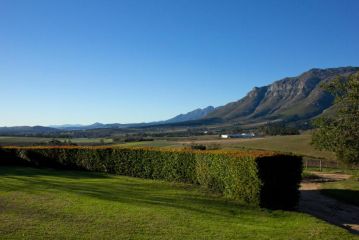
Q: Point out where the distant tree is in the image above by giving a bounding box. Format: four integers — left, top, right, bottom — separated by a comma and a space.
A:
312, 72, 359, 165
48, 139, 63, 146
259, 122, 299, 136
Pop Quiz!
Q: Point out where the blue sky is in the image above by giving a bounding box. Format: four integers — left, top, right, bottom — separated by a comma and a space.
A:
1, 0, 359, 126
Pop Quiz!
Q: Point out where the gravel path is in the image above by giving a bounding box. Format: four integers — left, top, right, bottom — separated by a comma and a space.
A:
299, 172, 359, 234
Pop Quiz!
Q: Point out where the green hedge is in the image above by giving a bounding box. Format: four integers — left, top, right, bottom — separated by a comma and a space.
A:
0, 147, 302, 209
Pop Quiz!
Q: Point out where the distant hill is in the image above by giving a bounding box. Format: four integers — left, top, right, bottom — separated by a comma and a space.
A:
205, 67, 359, 123
0, 126, 60, 135
48, 124, 86, 129
164, 106, 215, 123
48, 107, 216, 130
49, 122, 138, 131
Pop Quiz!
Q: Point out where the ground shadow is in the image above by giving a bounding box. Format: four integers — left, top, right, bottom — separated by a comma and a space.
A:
321, 189, 359, 207
299, 188, 359, 235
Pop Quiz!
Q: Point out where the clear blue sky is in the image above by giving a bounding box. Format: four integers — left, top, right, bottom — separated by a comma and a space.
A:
1, 0, 358, 126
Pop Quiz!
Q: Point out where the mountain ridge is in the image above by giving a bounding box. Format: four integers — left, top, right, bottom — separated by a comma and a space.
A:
205, 66, 359, 123
164, 106, 215, 124
1, 66, 358, 135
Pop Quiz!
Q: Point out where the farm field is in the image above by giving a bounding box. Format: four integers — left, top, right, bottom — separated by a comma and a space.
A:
177, 134, 336, 161
110, 134, 336, 161
0, 167, 357, 240
0, 134, 337, 161
113, 140, 181, 148
0, 136, 113, 146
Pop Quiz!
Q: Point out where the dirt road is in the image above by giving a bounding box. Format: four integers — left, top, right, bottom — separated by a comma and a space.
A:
299, 172, 359, 234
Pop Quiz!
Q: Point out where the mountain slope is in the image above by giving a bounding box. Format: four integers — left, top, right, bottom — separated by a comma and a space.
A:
206, 67, 359, 123
164, 106, 215, 123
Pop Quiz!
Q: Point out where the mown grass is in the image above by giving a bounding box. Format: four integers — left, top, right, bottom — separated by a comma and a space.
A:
321, 177, 359, 207
0, 167, 357, 240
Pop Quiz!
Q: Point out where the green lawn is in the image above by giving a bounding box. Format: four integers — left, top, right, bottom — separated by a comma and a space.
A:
0, 167, 357, 239
321, 178, 359, 207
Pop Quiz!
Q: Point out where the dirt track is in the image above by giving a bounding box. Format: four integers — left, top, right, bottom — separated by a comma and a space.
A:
299, 172, 359, 234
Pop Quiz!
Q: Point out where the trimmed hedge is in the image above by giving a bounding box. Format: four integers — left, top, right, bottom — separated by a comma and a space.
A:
0, 146, 302, 209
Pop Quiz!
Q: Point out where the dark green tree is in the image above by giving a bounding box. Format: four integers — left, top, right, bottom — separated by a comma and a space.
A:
312, 72, 359, 165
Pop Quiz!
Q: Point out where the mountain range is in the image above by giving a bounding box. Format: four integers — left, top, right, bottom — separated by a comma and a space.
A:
45, 106, 216, 130
160, 106, 215, 124
206, 66, 358, 123
1, 66, 358, 135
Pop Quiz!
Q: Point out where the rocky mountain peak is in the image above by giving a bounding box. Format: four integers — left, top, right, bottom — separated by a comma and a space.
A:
205, 67, 359, 122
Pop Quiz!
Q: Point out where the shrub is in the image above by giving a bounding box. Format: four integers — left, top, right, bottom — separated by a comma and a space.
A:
189, 144, 207, 150
0, 146, 302, 209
